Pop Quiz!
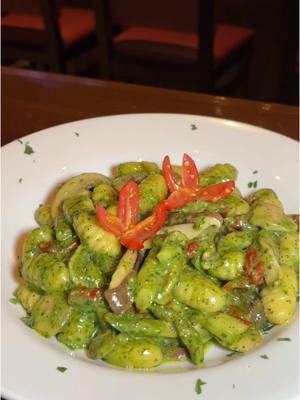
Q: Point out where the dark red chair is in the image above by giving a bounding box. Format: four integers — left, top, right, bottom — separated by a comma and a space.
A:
93, 0, 254, 92
2, 0, 97, 72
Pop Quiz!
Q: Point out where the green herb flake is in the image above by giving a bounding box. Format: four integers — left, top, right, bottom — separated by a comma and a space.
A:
191, 124, 197, 131
232, 384, 236, 389
253, 170, 258, 174
18, 139, 23, 144
248, 180, 258, 189
57, 367, 67, 373
18, 178, 23, 183
195, 379, 206, 395
226, 352, 238, 357
260, 322, 274, 334
277, 337, 291, 342
9, 297, 19, 304
296, 294, 299, 303
260, 354, 269, 359
74, 132, 80, 137
22, 316, 34, 327
24, 144, 35, 155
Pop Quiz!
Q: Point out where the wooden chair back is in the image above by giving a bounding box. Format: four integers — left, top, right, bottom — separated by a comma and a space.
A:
93, 0, 215, 87
2, 0, 64, 71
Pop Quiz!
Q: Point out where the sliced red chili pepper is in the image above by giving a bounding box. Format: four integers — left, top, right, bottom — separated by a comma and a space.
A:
79, 287, 102, 301
39, 242, 49, 252
187, 241, 200, 257
223, 278, 249, 291
120, 203, 167, 249
118, 180, 139, 229
194, 181, 235, 202
164, 187, 196, 210
229, 305, 253, 327
96, 204, 124, 236
121, 236, 144, 251
162, 155, 181, 192
88, 288, 102, 301
251, 262, 265, 286
245, 247, 258, 276
164, 181, 235, 211
182, 153, 200, 189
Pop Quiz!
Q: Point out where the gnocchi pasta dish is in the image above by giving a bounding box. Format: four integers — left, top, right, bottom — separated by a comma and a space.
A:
16, 154, 299, 369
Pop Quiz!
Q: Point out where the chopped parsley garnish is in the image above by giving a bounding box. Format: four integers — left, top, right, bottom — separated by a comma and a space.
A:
226, 352, 238, 357
74, 132, 80, 137
248, 180, 258, 188
277, 337, 291, 342
18, 178, 23, 183
260, 354, 269, 359
260, 322, 274, 334
252, 170, 258, 174
18, 139, 23, 144
195, 379, 206, 395
9, 297, 19, 304
191, 124, 197, 130
24, 144, 35, 155
57, 367, 67, 373
22, 316, 34, 327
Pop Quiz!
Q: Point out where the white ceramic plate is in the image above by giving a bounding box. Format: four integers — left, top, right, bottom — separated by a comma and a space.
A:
2, 114, 298, 400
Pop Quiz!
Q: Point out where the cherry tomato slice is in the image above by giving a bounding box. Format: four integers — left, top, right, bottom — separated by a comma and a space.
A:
120, 203, 167, 249
182, 153, 200, 189
118, 180, 139, 229
164, 181, 235, 210
162, 155, 181, 192
195, 181, 235, 202
96, 204, 124, 236
164, 188, 196, 210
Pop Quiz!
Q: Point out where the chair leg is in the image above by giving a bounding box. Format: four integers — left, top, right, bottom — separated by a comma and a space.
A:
49, 56, 66, 73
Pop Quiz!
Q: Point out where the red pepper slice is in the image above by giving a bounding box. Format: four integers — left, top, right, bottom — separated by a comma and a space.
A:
39, 242, 50, 252
244, 248, 265, 286
195, 181, 235, 202
162, 155, 181, 192
182, 153, 200, 189
164, 188, 196, 210
245, 247, 258, 276
223, 278, 249, 291
251, 262, 265, 286
187, 241, 200, 257
229, 305, 253, 327
118, 180, 139, 229
164, 181, 235, 210
96, 204, 124, 236
120, 203, 167, 250
162, 154, 235, 210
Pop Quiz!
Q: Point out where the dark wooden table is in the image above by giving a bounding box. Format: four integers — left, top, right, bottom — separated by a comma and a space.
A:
2, 66, 298, 145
